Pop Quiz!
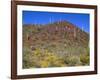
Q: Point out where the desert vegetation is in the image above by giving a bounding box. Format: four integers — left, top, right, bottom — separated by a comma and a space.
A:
23, 21, 90, 68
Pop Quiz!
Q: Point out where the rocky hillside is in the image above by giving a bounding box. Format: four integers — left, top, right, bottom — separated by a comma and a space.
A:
23, 20, 89, 68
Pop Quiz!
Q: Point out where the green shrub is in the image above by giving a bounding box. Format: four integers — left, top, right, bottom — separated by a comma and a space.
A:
80, 53, 89, 65
23, 47, 90, 68
63, 55, 80, 66
80, 47, 90, 65
23, 48, 67, 68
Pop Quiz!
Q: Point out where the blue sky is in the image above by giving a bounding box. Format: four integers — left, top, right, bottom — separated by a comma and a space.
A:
23, 11, 90, 33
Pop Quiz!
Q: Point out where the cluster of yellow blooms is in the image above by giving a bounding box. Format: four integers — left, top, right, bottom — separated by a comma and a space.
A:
23, 48, 89, 68
33, 49, 66, 68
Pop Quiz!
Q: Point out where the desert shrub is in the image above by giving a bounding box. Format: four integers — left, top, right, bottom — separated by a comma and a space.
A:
23, 48, 36, 68
45, 54, 66, 67
63, 55, 80, 66
23, 55, 37, 68
80, 53, 89, 65
39, 60, 50, 68
38, 49, 66, 67
80, 47, 90, 65
23, 48, 42, 68
23, 47, 90, 68
23, 48, 67, 68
